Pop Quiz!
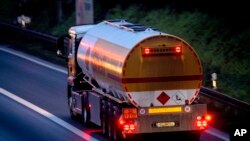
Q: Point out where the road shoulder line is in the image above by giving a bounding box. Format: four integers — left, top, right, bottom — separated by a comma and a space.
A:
0, 87, 99, 141
0, 47, 67, 74
204, 127, 229, 141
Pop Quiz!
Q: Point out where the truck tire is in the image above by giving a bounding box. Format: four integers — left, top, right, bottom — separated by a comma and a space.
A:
101, 100, 108, 136
101, 113, 109, 136
108, 102, 114, 138
82, 92, 90, 126
67, 85, 79, 120
83, 106, 90, 125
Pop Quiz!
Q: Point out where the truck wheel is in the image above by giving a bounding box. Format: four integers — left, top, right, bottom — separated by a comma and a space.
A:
101, 113, 108, 136
83, 106, 90, 125
101, 100, 108, 136
68, 85, 79, 119
82, 93, 90, 126
108, 117, 113, 138
108, 104, 114, 138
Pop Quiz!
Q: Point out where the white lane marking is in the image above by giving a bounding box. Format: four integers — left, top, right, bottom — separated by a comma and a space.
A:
204, 127, 229, 141
0, 88, 99, 141
0, 47, 67, 74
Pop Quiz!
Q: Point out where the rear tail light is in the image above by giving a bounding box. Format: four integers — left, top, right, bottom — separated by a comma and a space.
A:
205, 115, 212, 121
142, 46, 183, 56
202, 121, 207, 126
144, 48, 151, 55
118, 110, 137, 133
197, 121, 202, 127
124, 125, 130, 131
119, 119, 124, 125
123, 108, 137, 119
129, 124, 135, 130
123, 122, 135, 132
196, 116, 202, 120
118, 118, 136, 133
123, 123, 135, 131
174, 46, 182, 53
196, 114, 212, 129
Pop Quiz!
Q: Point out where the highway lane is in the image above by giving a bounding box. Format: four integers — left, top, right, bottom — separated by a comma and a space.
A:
0, 93, 85, 141
0, 45, 229, 141
0, 45, 106, 141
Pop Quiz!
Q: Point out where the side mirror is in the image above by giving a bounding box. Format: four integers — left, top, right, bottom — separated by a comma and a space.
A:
56, 34, 70, 58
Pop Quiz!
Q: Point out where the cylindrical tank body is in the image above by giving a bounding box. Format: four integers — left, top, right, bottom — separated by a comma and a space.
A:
77, 20, 203, 107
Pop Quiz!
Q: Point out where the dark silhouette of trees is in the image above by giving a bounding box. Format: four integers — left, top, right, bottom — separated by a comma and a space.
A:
16, 0, 74, 26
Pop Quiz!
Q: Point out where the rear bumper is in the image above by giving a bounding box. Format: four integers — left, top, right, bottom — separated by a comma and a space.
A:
132, 104, 207, 134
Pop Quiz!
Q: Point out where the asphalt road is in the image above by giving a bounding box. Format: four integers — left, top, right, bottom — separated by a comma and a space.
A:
0, 45, 105, 141
0, 94, 85, 141
0, 45, 229, 141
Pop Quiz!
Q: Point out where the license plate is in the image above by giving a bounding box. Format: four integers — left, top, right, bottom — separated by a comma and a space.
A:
155, 122, 175, 127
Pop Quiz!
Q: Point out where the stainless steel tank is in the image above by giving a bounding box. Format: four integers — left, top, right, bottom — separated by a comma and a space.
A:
76, 20, 203, 107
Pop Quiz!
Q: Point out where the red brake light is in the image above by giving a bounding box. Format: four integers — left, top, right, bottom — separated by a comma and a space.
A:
119, 119, 124, 125
123, 124, 135, 131
197, 116, 202, 120
202, 121, 207, 127
205, 115, 212, 121
174, 46, 182, 53
124, 125, 129, 131
119, 118, 136, 133
129, 124, 135, 130
144, 48, 150, 55
123, 108, 137, 119
142, 46, 182, 56
197, 121, 202, 127
196, 114, 212, 129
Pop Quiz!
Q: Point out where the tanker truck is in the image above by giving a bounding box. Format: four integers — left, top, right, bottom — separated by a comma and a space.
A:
56, 19, 211, 140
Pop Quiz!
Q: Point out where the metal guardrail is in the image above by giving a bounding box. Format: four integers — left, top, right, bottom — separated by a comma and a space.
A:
200, 87, 250, 112
1, 21, 249, 112
0, 21, 58, 44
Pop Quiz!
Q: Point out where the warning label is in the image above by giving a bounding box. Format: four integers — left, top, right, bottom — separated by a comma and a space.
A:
172, 91, 185, 104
